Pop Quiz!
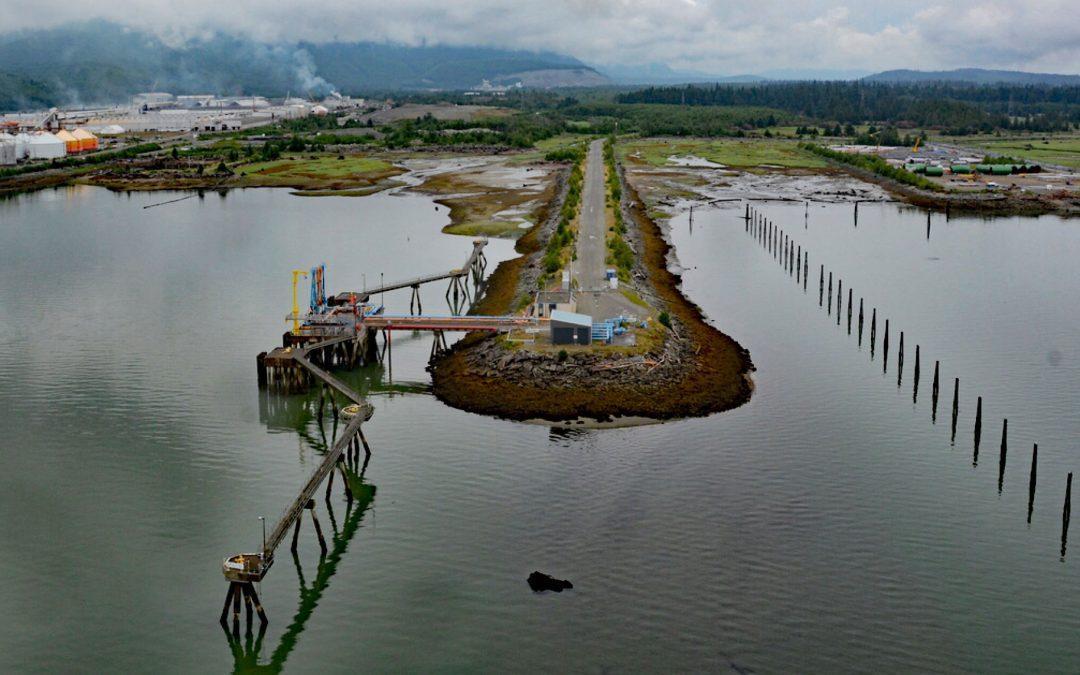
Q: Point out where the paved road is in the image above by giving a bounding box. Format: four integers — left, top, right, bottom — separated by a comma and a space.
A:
573, 138, 642, 325
575, 139, 609, 318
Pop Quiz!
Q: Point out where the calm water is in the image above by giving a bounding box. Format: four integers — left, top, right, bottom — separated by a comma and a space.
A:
1, 185, 1079, 673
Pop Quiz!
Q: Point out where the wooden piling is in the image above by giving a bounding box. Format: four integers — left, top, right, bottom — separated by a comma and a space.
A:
803, 255, 808, 290
220, 584, 236, 625
882, 319, 889, 372
858, 299, 864, 344
870, 308, 877, 354
819, 265, 824, 305
245, 583, 268, 626
974, 396, 983, 457
931, 360, 940, 422
897, 332, 904, 386
256, 352, 267, 388
827, 272, 833, 314
1062, 472, 1073, 558
232, 579, 242, 624
242, 580, 253, 625
950, 378, 959, 443
913, 345, 920, 403
1028, 443, 1038, 523
998, 419, 1008, 493
836, 280, 842, 324
310, 506, 327, 555
290, 512, 302, 553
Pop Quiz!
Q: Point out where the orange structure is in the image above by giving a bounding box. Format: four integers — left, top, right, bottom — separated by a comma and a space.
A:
72, 128, 98, 152
55, 129, 79, 154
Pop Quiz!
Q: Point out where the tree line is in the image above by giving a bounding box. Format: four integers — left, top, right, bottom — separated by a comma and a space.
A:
616, 81, 1080, 134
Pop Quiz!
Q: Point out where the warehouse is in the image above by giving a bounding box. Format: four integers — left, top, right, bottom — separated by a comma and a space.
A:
0, 133, 16, 165
550, 310, 593, 346
27, 132, 65, 159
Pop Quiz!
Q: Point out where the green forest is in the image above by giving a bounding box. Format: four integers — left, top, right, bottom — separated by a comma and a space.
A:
616, 81, 1080, 134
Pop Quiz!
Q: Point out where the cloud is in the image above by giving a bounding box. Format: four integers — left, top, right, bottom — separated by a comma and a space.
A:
1, 0, 1077, 74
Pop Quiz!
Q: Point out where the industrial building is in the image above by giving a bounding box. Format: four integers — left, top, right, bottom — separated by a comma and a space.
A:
0, 133, 15, 166
27, 132, 65, 159
549, 310, 593, 346
132, 92, 175, 109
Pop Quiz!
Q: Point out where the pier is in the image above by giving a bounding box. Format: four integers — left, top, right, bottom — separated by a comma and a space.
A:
223, 239, 535, 630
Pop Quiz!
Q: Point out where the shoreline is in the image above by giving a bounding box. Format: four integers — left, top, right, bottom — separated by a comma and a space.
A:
428, 153, 756, 424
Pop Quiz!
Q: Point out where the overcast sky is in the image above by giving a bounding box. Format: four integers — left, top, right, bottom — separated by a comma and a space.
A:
3, 0, 1078, 74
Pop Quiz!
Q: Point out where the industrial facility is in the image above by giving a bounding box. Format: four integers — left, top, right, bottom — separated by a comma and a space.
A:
0, 90, 368, 165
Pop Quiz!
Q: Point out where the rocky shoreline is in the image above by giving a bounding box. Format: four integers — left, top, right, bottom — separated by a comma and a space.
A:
429, 158, 755, 423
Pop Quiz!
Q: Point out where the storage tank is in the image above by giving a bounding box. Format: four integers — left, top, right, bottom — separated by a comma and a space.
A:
55, 129, 79, 154
975, 164, 993, 174
910, 164, 927, 174
15, 132, 30, 159
27, 132, 66, 159
924, 166, 944, 177
0, 135, 16, 166
72, 128, 99, 152
950, 164, 972, 174
990, 165, 1013, 175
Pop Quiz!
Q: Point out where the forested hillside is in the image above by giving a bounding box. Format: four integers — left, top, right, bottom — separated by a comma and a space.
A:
0, 21, 604, 110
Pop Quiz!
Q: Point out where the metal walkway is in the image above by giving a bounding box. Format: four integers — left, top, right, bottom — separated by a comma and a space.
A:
329, 239, 487, 305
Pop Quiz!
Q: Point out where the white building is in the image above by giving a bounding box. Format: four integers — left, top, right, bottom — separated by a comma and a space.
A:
208, 96, 271, 110
0, 133, 16, 166
176, 95, 215, 108
27, 132, 66, 159
132, 92, 175, 109
14, 132, 30, 159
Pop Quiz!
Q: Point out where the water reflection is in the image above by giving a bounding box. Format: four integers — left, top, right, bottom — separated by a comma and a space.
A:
224, 470, 376, 673
745, 202, 1075, 557
226, 406, 378, 673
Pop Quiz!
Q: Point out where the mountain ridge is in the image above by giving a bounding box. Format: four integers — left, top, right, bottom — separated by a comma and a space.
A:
0, 21, 608, 110
865, 68, 1080, 86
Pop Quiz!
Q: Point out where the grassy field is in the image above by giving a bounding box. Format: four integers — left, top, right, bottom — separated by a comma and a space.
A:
236, 154, 403, 189
619, 137, 828, 170
508, 133, 593, 164
952, 136, 1080, 169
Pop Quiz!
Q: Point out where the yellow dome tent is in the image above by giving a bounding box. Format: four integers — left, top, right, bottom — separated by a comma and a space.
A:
72, 128, 98, 153
55, 129, 79, 154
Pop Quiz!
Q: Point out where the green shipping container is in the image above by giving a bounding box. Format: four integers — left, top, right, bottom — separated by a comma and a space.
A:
951, 164, 972, 174
924, 166, 944, 177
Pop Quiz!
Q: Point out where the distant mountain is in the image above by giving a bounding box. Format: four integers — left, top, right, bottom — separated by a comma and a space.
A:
865, 68, 1080, 86
0, 21, 608, 111
758, 68, 872, 81
597, 62, 766, 85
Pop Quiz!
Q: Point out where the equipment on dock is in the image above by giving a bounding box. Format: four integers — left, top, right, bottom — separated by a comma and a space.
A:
290, 269, 308, 333
310, 264, 327, 314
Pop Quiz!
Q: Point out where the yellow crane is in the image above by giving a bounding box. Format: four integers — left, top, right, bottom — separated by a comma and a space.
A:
912, 136, 921, 153
290, 269, 308, 333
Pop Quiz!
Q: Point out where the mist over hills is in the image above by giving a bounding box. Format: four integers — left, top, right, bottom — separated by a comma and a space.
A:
1, 21, 1078, 113
0, 21, 606, 110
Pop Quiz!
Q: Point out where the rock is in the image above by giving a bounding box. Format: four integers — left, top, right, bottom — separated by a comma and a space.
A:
527, 571, 573, 593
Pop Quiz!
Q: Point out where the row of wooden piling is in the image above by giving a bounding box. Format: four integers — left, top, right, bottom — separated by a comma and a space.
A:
743, 203, 1075, 558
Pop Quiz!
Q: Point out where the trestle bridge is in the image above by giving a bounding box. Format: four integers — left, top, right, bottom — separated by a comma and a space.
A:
221, 238, 544, 632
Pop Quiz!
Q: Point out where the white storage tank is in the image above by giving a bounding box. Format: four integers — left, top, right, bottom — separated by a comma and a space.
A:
27, 132, 66, 160
0, 134, 16, 166
15, 132, 31, 160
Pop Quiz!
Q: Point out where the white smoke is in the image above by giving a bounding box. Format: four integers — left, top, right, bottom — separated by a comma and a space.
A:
291, 48, 335, 96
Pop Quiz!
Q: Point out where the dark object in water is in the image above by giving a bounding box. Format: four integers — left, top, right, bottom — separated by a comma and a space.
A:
528, 571, 573, 593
